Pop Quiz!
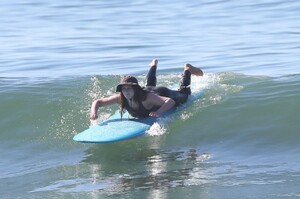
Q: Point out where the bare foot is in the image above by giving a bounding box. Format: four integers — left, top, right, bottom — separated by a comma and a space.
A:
149, 59, 158, 67
185, 63, 203, 76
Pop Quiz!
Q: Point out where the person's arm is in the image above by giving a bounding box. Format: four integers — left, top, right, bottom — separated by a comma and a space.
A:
90, 94, 120, 119
145, 93, 175, 117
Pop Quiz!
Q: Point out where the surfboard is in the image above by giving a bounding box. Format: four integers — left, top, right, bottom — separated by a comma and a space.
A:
73, 110, 171, 143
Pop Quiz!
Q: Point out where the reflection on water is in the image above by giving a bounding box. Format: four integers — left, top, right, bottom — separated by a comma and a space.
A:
79, 142, 213, 197
74, 140, 299, 198
29, 139, 300, 198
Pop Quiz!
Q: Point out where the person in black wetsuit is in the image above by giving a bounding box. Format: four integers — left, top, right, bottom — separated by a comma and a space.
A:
90, 59, 203, 120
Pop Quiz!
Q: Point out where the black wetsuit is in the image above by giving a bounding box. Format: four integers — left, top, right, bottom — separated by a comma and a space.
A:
125, 65, 192, 118
125, 100, 159, 118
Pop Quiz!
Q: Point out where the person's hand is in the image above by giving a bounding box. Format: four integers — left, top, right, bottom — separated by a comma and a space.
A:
90, 111, 98, 120
149, 111, 160, 117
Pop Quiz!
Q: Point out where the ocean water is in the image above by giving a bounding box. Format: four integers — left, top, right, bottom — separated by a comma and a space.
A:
1, 0, 300, 198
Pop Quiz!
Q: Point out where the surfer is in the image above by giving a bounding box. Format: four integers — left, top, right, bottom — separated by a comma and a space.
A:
90, 59, 203, 119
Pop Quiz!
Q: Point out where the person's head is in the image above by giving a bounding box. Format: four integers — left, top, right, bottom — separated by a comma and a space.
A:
116, 76, 147, 118
120, 85, 135, 100
116, 76, 143, 101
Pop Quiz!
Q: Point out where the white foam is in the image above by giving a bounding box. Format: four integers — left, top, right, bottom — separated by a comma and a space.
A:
146, 121, 167, 136
180, 111, 192, 120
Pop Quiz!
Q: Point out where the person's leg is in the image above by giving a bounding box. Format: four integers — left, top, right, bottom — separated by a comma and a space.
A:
169, 90, 189, 106
146, 59, 158, 87
178, 63, 203, 95
185, 63, 203, 76
178, 69, 192, 95
152, 86, 188, 106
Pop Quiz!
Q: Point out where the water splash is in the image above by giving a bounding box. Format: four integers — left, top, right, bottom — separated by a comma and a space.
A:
146, 122, 165, 136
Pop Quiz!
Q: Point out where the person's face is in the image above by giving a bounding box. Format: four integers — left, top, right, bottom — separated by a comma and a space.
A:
122, 85, 134, 100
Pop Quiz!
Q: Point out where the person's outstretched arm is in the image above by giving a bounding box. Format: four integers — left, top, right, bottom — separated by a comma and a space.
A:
90, 94, 120, 119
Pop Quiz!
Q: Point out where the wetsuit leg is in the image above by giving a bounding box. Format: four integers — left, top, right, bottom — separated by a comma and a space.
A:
146, 69, 191, 106
152, 86, 189, 106
146, 65, 157, 87
178, 70, 191, 95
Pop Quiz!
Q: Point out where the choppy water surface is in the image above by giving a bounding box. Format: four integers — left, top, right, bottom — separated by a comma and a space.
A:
1, 0, 300, 198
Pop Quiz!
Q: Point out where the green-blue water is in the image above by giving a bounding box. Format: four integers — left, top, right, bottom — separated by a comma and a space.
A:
1, 0, 300, 198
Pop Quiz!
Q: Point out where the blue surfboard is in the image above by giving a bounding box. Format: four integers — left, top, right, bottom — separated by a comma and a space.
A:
73, 110, 171, 143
